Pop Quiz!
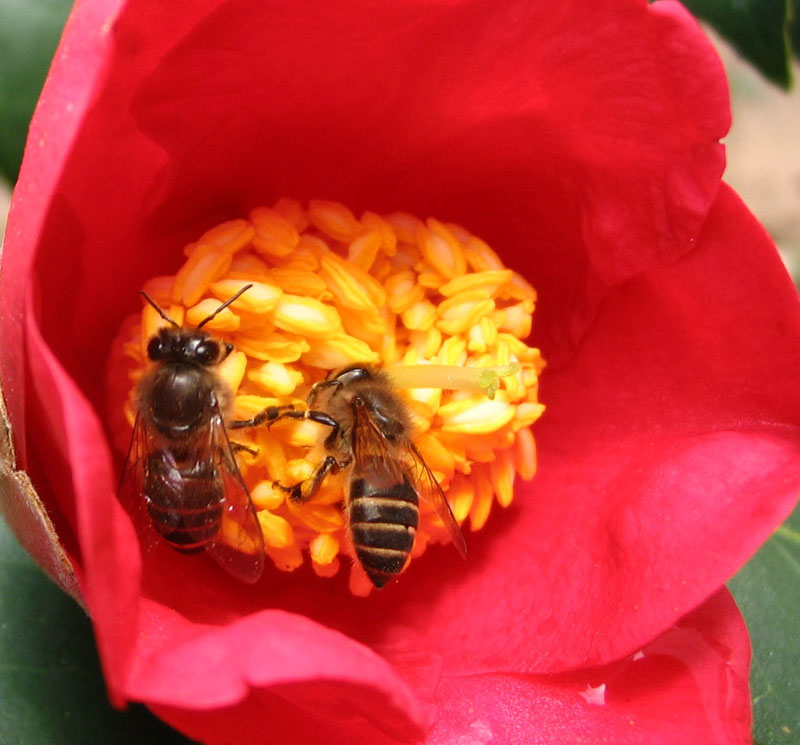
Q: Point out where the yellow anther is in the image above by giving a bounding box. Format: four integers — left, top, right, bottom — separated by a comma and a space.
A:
258, 511, 295, 548
310, 533, 340, 565
439, 269, 513, 297
408, 327, 442, 358
217, 351, 247, 393
513, 401, 546, 429
234, 331, 310, 363
250, 207, 300, 258
469, 468, 495, 532
209, 279, 283, 314
401, 299, 437, 331
185, 299, 240, 332
447, 475, 474, 523
491, 451, 516, 508
361, 211, 397, 256
384, 211, 424, 244
272, 198, 310, 232
250, 480, 286, 511
417, 271, 446, 290
505, 271, 538, 302
437, 336, 468, 366
414, 432, 456, 475
347, 231, 383, 272
229, 252, 272, 279
385, 270, 426, 314
172, 244, 233, 306
271, 417, 320, 449
436, 292, 496, 336
308, 200, 364, 242
287, 502, 345, 533
301, 335, 381, 369
319, 251, 385, 313
513, 427, 537, 481
420, 218, 467, 279
253, 430, 289, 483
247, 361, 304, 396
267, 544, 304, 572
141, 275, 175, 304
340, 306, 390, 339
272, 294, 342, 337
286, 459, 315, 484
464, 235, 504, 272
438, 394, 516, 434
269, 267, 328, 297
198, 219, 255, 253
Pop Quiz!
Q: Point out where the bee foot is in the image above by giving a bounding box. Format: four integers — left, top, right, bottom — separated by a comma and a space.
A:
274, 480, 304, 502
230, 442, 259, 457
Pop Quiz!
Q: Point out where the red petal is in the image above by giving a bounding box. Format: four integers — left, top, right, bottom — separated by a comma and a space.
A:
0, 0, 127, 464
128, 600, 429, 743
24, 312, 140, 705
426, 589, 751, 745
146, 588, 753, 745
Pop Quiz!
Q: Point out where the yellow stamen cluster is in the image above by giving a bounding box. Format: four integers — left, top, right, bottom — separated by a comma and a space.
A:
108, 198, 545, 594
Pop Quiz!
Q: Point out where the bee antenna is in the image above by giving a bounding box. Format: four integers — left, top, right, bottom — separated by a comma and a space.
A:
197, 284, 253, 328
139, 291, 180, 328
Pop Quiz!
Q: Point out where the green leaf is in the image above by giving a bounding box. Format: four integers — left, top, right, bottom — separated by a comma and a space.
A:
728, 502, 800, 745
681, 0, 793, 89
0, 0, 73, 182
0, 519, 196, 744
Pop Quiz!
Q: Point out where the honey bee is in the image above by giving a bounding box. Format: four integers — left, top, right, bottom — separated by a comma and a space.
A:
120, 285, 265, 583
270, 365, 467, 588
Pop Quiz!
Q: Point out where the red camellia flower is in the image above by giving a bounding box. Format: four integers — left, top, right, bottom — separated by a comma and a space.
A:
2, 0, 800, 743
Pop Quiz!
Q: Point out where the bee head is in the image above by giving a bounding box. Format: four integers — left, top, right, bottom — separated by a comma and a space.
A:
147, 328, 232, 366
139, 284, 250, 366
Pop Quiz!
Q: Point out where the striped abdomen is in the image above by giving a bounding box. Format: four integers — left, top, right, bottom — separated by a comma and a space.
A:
145, 452, 224, 553
348, 475, 419, 588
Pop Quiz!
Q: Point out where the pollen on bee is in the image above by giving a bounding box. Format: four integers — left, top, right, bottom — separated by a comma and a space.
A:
108, 198, 545, 593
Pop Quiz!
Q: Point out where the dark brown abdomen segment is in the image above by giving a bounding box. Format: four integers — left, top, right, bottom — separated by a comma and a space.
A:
348, 475, 419, 588
145, 454, 223, 553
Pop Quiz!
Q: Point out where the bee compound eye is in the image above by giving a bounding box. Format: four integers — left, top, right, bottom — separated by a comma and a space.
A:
147, 336, 163, 360
195, 340, 220, 364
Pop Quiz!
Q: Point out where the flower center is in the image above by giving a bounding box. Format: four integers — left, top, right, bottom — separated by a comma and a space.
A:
108, 198, 545, 594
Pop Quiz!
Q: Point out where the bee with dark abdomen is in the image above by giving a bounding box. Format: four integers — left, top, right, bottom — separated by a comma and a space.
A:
120, 285, 265, 583
269, 365, 467, 588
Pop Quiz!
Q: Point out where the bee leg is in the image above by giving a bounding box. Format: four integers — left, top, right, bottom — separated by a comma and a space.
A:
229, 442, 258, 457
301, 410, 340, 446
276, 454, 346, 504
229, 405, 295, 430
307, 379, 342, 406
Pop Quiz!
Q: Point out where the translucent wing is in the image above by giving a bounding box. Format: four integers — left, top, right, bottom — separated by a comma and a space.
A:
351, 403, 407, 489
209, 404, 265, 583
118, 412, 163, 552
407, 441, 468, 559
118, 407, 265, 583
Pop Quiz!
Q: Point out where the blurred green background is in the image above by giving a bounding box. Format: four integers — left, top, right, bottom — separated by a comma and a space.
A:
0, 2, 799, 745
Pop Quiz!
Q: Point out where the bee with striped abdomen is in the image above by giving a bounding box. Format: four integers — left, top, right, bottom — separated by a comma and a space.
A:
270, 365, 467, 588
